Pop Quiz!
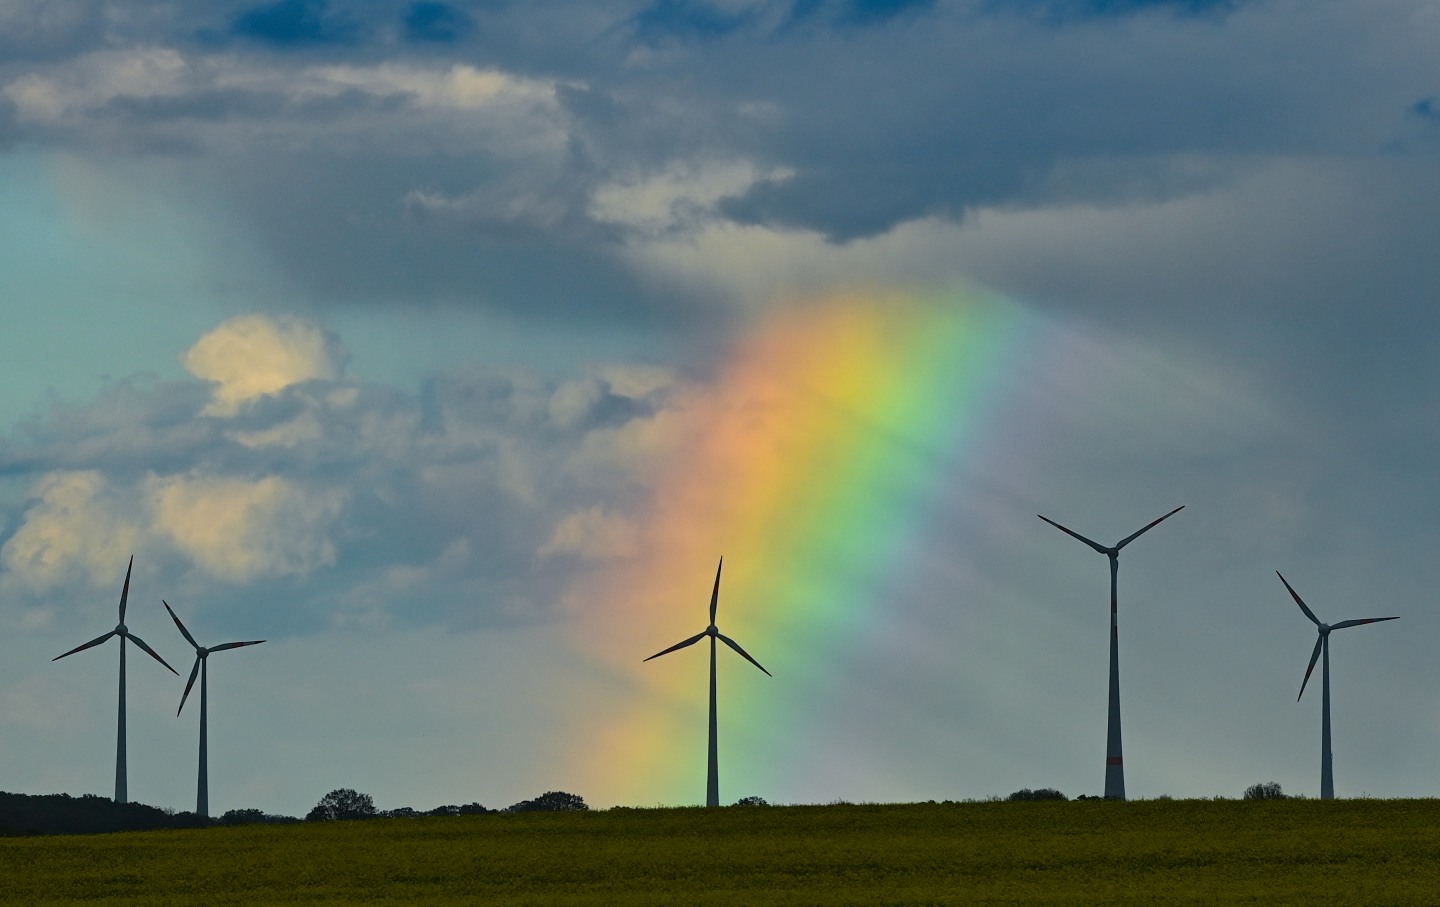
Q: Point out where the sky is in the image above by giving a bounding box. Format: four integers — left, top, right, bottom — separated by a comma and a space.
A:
1, 0, 1439, 817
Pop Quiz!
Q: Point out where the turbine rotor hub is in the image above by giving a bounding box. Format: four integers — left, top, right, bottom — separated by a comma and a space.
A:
1319, 623, 1330, 635
198, 646, 209, 658
706, 625, 718, 637
116, 623, 127, 635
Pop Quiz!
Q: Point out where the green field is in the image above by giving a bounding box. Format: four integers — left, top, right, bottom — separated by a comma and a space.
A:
3, 799, 1437, 904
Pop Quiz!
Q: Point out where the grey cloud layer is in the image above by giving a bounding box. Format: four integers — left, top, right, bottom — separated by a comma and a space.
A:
5, 1, 1434, 322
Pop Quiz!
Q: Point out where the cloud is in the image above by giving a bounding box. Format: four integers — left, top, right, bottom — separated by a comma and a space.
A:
146, 472, 346, 582
183, 314, 347, 416
538, 507, 640, 562
0, 471, 141, 592
0, 315, 685, 631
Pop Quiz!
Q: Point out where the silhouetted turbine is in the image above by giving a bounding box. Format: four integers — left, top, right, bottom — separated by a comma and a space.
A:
52, 556, 178, 803
1277, 572, 1397, 800
1038, 506, 1183, 800
164, 600, 265, 819
644, 557, 770, 808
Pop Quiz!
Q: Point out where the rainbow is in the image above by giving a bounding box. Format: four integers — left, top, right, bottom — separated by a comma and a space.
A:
561, 285, 1034, 806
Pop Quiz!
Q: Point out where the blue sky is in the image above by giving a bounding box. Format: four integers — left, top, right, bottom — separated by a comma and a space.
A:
2, 0, 1439, 816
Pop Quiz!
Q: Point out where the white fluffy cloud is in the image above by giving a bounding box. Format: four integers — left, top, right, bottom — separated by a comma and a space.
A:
146, 473, 346, 582
183, 314, 346, 416
0, 470, 141, 591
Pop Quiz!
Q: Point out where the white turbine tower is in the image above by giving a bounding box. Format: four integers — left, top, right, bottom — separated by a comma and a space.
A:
52, 556, 179, 803
164, 600, 265, 819
1276, 572, 1398, 800
1038, 506, 1183, 800
644, 557, 770, 808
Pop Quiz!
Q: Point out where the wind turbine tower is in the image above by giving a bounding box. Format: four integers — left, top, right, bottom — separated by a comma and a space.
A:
53, 556, 179, 803
1276, 572, 1397, 800
1038, 506, 1183, 800
164, 601, 265, 819
644, 557, 770, 808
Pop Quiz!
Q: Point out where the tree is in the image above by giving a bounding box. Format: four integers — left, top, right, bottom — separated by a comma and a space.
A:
306, 788, 377, 821
1243, 781, 1288, 801
1007, 788, 1068, 802
732, 796, 769, 807
505, 791, 588, 812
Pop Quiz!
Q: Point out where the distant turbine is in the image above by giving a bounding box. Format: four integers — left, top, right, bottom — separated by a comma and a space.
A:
1038, 506, 1183, 800
644, 557, 770, 808
164, 600, 265, 819
1276, 572, 1398, 800
53, 556, 178, 804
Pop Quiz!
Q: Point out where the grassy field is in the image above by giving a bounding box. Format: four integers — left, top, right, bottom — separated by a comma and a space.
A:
2, 798, 1438, 904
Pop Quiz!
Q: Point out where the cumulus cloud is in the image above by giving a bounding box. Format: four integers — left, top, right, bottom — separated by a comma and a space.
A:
0, 314, 685, 630
0, 471, 142, 591
147, 472, 346, 582
183, 314, 346, 416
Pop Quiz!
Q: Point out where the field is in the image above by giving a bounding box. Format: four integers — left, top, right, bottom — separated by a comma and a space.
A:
3, 798, 1439, 904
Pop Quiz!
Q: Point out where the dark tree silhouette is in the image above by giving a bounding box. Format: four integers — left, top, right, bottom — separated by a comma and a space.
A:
1007, 788, 1068, 802
732, 796, 770, 807
1243, 781, 1288, 800
505, 791, 588, 812
306, 788, 377, 821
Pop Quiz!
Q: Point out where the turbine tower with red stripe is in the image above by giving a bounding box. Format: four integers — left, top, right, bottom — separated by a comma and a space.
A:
1276, 572, 1397, 800
1038, 506, 1183, 800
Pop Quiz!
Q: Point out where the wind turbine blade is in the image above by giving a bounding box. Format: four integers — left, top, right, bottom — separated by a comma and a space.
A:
52, 630, 116, 661
210, 640, 266, 652
1037, 515, 1108, 554
709, 557, 723, 625
118, 555, 134, 623
126, 632, 179, 675
1277, 572, 1321, 626
1298, 634, 1323, 701
1114, 505, 1185, 550
717, 632, 771, 677
643, 631, 707, 662
178, 658, 201, 715
1330, 616, 1401, 631
163, 600, 200, 650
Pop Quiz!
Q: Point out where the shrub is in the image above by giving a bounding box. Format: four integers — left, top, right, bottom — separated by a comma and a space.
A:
1007, 788, 1068, 802
732, 796, 770, 807
1243, 782, 1288, 801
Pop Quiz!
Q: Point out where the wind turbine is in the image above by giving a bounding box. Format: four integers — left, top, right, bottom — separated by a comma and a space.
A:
1038, 506, 1183, 800
644, 557, 770, 808
163, 600, 265, 819
1276, 572, 1397, 800
52, 556, 178, 803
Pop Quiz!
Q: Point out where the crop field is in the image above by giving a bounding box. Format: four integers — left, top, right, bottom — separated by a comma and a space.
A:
3, 798, 1439, 905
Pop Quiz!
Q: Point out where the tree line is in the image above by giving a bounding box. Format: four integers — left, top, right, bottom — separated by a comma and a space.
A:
0, 788, 589, 837
0, 782, 1302, 835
